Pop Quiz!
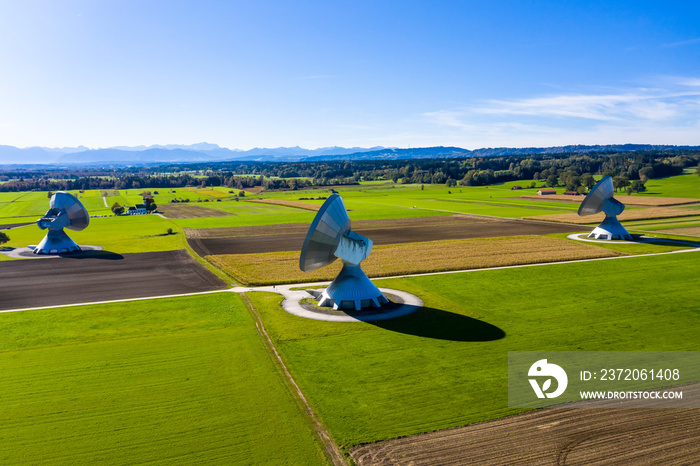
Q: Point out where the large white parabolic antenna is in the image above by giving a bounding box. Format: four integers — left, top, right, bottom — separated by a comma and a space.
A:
300, 194, 388, 311
34, 191, 90, 254
578, 176, 632, 240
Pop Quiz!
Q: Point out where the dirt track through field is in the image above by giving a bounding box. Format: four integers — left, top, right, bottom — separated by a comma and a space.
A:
0, 249, 226, 310
351, 405, 700, 465
240, 293, 345, 466
187, 215, 583, 256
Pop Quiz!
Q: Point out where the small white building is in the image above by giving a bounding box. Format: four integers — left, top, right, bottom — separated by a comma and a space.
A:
127, 204, 148, 215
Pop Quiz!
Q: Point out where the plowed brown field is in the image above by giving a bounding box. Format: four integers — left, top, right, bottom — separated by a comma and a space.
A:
186, 215, 583, 256
0, 250, 227, 310
351, 405, 700, 465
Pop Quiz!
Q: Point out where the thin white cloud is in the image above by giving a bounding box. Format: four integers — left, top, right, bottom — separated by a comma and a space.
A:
677, 78, 700, 87
420, 80, 700, 148
473, 89, 700, 122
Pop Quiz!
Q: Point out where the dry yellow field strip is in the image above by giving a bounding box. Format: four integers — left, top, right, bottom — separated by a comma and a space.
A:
208, 235, 624, 285
655, 226, 700, 237
520, 194, 699, 206
245, 199, 321, 211
524, 207, 700, 224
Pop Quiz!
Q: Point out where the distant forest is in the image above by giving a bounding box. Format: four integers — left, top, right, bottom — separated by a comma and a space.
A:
1, 150, 699, 193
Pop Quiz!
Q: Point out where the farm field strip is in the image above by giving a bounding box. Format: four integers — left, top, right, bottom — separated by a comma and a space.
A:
621, 216, 700, 228
159, 203, 232, 218
655, 226, 700, 236
185, 214, 502, 239
344, 198, 579, 220
525, 206, 700, 224
0, 294, 328, 464
351, 407, 700, 465
519, 194, 700, 206
0, 250, 227, 311
207, 235, 625, 286
245, 198, 323, 211
435, 196, 580, 211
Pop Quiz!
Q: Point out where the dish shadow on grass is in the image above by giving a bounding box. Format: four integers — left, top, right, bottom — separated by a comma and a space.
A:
59, 250, 124, 260
635, 235, 700, 248
368, 306, 506, 342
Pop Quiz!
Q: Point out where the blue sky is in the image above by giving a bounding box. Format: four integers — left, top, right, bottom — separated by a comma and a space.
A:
1, 0, 699, 150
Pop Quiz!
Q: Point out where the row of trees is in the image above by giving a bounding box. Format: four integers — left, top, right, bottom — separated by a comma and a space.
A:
531, 171, 647, 194
1, 150, 698, 192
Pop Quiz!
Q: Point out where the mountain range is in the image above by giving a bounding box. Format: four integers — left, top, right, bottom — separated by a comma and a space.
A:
0, 143, 698, 165
0, 144, 386, 165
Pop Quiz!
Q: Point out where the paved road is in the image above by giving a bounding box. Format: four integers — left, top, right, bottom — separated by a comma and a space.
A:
0, 249, 227, 311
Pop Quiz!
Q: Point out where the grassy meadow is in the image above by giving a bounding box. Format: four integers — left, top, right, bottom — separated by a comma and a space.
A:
249, 250, 700, 448
2, 214, 185, 254
0, 293, 327, 465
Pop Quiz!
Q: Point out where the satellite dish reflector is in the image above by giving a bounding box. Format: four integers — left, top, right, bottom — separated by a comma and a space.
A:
577, 176, 631, 240
300, 194, 388, 311
33, 191, 90, 254
299, 194, 351, 272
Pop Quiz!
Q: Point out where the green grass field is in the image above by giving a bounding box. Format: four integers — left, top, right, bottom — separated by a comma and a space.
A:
0, 293, 327, 465
249, 251, 700, 448
2, 215, 185, 253
633, 170, 700, 198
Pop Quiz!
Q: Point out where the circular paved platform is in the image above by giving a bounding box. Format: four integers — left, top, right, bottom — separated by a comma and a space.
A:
0, 245, 104, 259
231, 285, 424, 322
283, 288, 424, 322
